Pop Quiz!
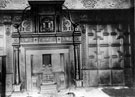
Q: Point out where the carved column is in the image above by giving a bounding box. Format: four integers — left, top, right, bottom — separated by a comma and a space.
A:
14, 45, 21, 85
74, 45, 80, 80
13, 34, 21, 91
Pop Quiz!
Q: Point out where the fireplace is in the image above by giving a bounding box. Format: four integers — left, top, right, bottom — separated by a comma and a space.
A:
24, 45, 73, 93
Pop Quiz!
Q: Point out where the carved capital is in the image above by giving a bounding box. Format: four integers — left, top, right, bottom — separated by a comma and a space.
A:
80, 24, 86, 34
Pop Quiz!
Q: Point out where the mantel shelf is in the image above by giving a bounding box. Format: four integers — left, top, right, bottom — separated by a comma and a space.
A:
12, 31, 81, 38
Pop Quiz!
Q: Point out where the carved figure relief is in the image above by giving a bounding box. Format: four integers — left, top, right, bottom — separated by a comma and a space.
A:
40, 16, 54, 32
62, 17, 72, 32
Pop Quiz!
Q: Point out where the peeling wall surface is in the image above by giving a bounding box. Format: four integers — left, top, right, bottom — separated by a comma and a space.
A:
0, 0, 131, 10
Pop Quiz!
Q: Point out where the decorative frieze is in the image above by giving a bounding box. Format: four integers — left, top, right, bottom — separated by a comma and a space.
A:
39, 37, 56, 43
61, 36, 81, 43
20, 38, 34, 43
13, 36, 81, 44
61, 37, 72, 42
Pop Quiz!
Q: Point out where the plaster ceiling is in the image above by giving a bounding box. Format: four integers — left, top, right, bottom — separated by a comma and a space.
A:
0, 0, 132, 10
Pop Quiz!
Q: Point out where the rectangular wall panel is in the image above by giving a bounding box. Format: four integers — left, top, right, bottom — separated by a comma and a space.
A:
112, 70, 124, 85
99, 70, 111, 85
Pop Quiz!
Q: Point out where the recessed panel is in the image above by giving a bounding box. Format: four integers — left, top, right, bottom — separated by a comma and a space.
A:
112, 70, 124, 85
89, 70, 98, 86
99, 70, 111, 85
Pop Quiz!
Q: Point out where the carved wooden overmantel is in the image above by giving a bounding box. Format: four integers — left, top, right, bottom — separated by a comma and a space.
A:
11, 0, 83, 92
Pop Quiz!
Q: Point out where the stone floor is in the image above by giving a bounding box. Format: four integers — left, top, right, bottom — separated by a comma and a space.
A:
4, 87, 135, 97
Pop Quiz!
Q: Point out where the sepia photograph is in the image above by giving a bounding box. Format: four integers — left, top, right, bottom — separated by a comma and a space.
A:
0, 0, 134, 97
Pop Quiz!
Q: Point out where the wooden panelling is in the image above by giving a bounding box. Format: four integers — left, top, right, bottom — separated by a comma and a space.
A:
82, 24, 132, 86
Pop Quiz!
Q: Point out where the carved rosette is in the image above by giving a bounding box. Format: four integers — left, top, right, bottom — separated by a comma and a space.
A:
74, 36, 81, 42
13, 38, 20, 44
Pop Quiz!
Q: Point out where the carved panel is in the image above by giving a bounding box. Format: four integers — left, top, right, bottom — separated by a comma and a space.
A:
39, 37, 56, 43
20, 38, 34, 43
12, 15, 22, 24
20, 19, 32, 32
0, 16, 3, 24
40, 16, 54, 32
3, 15, 11, 23
61, 37, 72, 42
5, 25, 11, 36
62, 17, 72, 32
12, 16, 22, 32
